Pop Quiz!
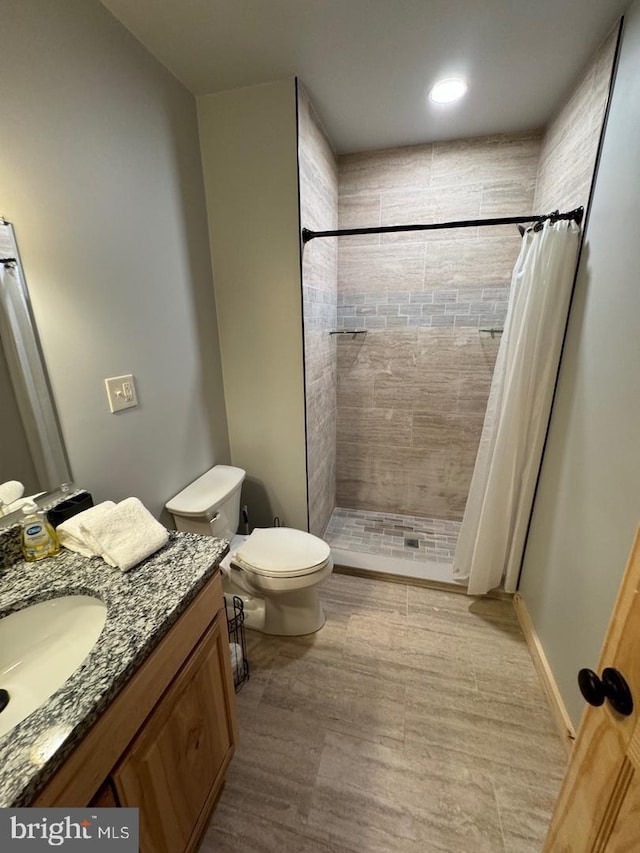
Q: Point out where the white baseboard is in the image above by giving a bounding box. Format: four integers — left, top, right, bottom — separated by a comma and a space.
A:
513, 592, 575, 754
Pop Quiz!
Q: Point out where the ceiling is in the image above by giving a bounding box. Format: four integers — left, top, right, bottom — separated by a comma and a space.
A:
100, 0, 628, 154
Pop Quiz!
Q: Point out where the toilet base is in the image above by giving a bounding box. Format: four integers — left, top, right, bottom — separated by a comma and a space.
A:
223, 576, 326, 636
263, 588, 326, 636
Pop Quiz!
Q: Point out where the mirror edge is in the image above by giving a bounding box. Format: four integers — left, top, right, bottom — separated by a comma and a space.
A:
0, 219, 72, 493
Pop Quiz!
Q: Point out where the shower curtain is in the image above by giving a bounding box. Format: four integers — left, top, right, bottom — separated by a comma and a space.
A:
452, 219, 581, 595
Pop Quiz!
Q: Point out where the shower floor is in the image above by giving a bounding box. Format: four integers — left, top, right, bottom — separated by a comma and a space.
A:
324, 507, 461, 584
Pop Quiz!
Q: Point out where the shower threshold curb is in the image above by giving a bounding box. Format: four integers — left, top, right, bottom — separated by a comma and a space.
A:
329, 547, 455, 584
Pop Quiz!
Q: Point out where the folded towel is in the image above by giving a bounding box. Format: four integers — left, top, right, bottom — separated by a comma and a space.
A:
81, 497, 169, 572
57, 501, 116, 557
0, 480, 24, 513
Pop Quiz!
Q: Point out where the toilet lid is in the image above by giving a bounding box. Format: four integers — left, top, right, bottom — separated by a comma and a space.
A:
232, 527, 331, 577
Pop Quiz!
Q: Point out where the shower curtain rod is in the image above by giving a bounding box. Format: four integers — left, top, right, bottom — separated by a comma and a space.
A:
301, 206, 583, 244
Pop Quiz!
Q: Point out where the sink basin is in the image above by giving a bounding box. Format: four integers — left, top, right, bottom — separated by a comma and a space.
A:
0, 595, 107, 738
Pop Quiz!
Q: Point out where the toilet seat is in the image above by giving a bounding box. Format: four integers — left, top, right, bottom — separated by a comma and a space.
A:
232, 527, 331, 578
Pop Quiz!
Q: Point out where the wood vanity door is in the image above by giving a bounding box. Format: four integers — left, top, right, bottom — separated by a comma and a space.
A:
112, 612, 236, 853
89, 779, 119, 808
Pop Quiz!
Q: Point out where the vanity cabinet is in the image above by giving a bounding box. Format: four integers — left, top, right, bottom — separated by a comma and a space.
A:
113, 613, 233, 853
34, 569, 237, 853
89, 779, 119, 808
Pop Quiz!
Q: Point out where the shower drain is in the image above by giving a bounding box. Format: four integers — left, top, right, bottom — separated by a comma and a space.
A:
404, 538, 420, 549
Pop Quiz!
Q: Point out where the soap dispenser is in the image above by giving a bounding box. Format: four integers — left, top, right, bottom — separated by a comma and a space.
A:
20, 501, 60, 562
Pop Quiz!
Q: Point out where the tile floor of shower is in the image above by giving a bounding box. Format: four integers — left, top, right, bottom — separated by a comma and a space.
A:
324, 506, 461, 584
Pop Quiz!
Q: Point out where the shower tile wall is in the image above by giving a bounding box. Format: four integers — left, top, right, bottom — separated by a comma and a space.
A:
336, 134, 542, 519
534, 27, 618, 213
298, 83, 339, 536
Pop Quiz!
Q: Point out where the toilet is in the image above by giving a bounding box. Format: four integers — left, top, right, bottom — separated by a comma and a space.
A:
165, 466, 333, 635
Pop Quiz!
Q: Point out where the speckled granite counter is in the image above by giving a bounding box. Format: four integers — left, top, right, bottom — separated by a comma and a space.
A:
0, 530, 228, 807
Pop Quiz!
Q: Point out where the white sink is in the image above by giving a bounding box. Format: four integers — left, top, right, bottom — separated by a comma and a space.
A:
0, 595, 107, 738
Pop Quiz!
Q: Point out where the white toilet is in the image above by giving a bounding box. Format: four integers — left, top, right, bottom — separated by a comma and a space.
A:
165, 465, 333, 636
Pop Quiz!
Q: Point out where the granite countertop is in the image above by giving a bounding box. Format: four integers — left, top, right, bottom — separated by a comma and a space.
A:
0, 530, 228, 807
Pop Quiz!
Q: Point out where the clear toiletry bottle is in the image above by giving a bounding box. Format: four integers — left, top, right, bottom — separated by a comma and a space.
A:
20, 501, 60, 561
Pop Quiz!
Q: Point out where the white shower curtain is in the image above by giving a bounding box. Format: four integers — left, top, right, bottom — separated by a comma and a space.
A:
452, 219, 581, 595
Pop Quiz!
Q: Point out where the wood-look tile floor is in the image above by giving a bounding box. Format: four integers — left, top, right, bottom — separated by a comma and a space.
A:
199, 573, 567, 853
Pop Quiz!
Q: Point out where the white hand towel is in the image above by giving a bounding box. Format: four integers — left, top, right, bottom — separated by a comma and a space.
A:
0, 480, 24, 512
0, 480, 24, 503
81, 497, 169, 572
57, 501, 116, 557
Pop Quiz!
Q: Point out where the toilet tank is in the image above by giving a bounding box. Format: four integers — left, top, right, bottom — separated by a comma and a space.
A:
165, 465, 246, 539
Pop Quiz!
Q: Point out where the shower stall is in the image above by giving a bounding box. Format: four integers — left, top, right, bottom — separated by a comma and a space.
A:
298, 85, 542, 583
316, 222, 512, 583
297, 27, 615, 584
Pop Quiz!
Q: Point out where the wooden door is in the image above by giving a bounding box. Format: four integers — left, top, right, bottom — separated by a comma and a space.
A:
545, 528, 640, 851
113, 612, 237, 853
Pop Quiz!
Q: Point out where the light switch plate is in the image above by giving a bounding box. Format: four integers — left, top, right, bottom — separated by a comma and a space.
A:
105, 374, 138, 413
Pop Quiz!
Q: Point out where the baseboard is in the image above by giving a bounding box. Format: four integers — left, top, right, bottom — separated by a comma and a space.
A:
513, 592, 575, 754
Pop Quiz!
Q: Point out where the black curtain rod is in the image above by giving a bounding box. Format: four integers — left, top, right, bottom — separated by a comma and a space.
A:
302, 206, 584, 244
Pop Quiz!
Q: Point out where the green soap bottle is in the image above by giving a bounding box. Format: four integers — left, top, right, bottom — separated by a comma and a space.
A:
20, 502, 60, 562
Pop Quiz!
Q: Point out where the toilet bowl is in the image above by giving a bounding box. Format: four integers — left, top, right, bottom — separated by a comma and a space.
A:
166, 466, 332, 636
223, 528, 333, 635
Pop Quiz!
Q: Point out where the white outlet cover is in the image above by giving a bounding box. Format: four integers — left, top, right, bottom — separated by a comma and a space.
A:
104, 374, 138, 413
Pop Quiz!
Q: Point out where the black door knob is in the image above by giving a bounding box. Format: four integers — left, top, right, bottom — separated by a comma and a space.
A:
578, 668, 605, 706
602, 667, 634, 717
578, 667, 633, 717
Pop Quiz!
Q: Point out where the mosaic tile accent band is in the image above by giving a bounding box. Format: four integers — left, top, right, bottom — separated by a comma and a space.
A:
325, 507, 460, 564
338, 287, 508, 329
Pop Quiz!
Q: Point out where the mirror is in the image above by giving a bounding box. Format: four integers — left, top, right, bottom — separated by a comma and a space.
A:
0, 218, 71, 528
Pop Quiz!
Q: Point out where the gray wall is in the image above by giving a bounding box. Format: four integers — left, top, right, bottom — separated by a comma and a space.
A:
0, 0, 229, 518
198, 80, 308, 531
519, 5, 640, 727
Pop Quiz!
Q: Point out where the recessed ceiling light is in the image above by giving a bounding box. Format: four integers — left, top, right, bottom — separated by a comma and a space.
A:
429, 78, 467, 105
